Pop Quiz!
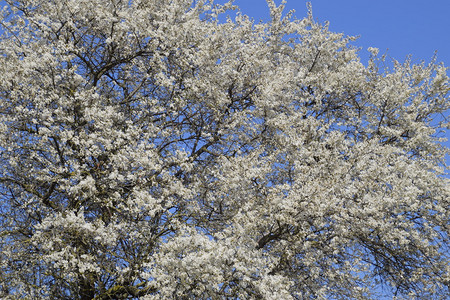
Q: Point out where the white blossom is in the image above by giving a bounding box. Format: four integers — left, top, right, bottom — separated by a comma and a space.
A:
0, 0, 449, 299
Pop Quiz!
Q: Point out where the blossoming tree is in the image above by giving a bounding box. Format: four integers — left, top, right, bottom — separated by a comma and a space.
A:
0, 0, 449, 299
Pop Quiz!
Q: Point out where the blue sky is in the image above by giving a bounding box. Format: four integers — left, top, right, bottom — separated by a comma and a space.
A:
234, 0, 450, 66
232, 0, 450, 166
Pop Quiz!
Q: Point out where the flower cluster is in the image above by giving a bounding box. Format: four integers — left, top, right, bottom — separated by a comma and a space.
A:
0, 0, 448, 299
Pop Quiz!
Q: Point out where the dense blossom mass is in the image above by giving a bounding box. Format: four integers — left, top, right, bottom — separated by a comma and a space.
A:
0, 0, 449, 299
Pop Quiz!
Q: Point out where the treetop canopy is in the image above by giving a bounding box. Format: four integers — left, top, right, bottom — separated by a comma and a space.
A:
0, 0, 449, 299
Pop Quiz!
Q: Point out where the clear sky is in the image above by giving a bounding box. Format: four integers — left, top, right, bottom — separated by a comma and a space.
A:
232, 0, 450, 166
233, 0, 450, 66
